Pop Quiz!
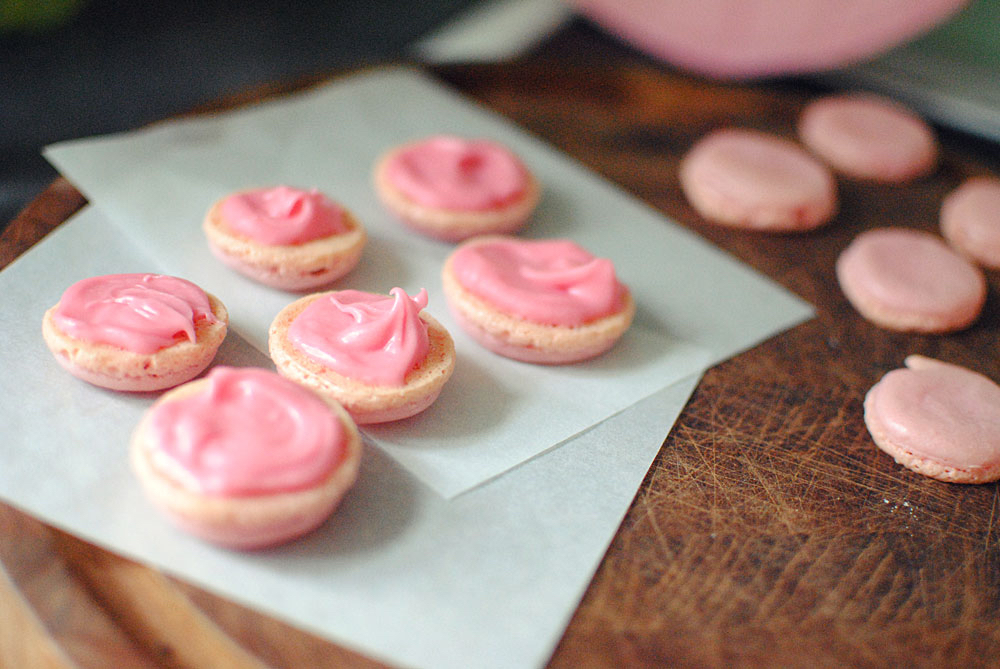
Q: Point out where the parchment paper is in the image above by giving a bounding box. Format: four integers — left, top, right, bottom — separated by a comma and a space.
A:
44, 68, 725, 498
0, 66, 814, 668
0, 207, 704, 668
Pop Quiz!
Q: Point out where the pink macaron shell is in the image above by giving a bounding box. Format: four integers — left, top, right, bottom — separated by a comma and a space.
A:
940, 176, 1000, 269
836, 228, 986, 332
204, 238, 361, 292
158, 500, 336, 550
568, 0, 968, 79
50, 353, 214, 392
799, 94, 938, 182
679, 128, 837, 232
864, 355, 1000, 483
447, 303, 620, 364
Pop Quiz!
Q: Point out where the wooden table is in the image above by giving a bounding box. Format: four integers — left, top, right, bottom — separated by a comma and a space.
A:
3, 21, 1000, 668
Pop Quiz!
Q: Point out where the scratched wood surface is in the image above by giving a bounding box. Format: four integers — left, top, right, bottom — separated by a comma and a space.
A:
3, 20, 1000, 668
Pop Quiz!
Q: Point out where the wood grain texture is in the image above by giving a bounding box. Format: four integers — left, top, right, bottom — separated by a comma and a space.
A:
2, 20, 999, 668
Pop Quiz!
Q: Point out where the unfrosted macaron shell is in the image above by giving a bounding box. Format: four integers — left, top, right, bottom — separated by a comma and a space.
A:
679, 128, 838, 232
836, 228, 986, 333
940, 176, 1000, 270
798, 93, 938, 182
864, 356, 1000, 483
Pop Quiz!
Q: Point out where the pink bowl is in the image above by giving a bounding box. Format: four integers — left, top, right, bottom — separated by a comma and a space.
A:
569, 0, 968, 79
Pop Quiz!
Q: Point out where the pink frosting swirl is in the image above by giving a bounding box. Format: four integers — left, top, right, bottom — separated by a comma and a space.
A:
451, 238, 626, 326
53, 273, 217, 354
384, 135, 529, 210
147, 367, 346, 496
288, 288, 431, 386
219, 185, 347, 245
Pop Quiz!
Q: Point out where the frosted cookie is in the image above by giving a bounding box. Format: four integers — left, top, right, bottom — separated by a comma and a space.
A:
373, 135, 540, 241
798, 93, 938, 182
203, 185, 366, 291
864, 356, 1000, 484
940, 176, 1000, 269
131, 367, 361, 549
42, 273, 228, 392
836, 228, 986, 333
679, 128, 837, 232
269, 288, 455, 424
441, 236, 635, 364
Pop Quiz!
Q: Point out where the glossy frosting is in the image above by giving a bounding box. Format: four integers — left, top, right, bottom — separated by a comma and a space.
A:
288, 288, 430, 386
219, 185, 347, 245
866, 356, 1000, 468
384, 135, 528, 211
451, 238, 625, 326
52, 273, 217, 354
147, 367, 345, 495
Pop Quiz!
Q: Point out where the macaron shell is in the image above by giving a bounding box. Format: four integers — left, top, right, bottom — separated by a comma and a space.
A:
130, 376, 362, 550
864, 355, 1000, 483
372, 147, 541, 242
679, 128, 837, 232
203, 199, 367, 291
836, 228, 986, 332
268, 292, 456, 425
441, 250, 636, 364
798, 94, 938, 182
940, 176, 1000, 269
42, 293, 229, 392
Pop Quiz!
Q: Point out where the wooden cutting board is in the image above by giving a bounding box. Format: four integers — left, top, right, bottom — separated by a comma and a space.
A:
3, 24, 999, 667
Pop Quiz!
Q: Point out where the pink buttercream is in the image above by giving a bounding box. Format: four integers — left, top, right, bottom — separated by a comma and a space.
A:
451, 238, 625, 326
866, 356, 1000, 468
147, 367, 345, 496
219, 185, 347, 245
384, 136, 529, 211
53, 273, 217, 354
288, 288, 430, 386
837, 228, 984, 315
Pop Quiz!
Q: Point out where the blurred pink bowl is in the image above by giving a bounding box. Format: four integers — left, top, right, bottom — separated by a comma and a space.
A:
568, 0, 968, 79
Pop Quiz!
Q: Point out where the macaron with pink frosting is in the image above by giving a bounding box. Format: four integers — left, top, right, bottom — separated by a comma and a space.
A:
373, 135, 541, 241
268, 287, 456, 424
836, 227, 986, 333
130, 366, 362, 549
441, 236, 635, 364
864, 355, 1000, 484
203, 185, 366, 291
42, 273, 228, 391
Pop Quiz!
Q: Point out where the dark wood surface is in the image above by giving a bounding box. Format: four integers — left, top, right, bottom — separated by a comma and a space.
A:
3, 22, 1000, 668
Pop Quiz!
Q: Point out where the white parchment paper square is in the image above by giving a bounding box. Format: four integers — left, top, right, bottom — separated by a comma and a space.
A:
43, 67, 769, 497
0, 206, 707, 669
0, 66, 815, 668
